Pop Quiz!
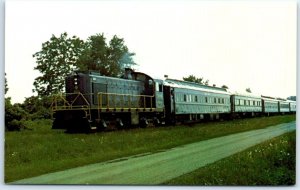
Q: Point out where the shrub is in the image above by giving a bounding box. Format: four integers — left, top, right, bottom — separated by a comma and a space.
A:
5, 98, 29, 131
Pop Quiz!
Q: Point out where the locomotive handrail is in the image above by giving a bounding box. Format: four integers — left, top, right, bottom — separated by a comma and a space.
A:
51, 92, 155, 111
51, 92, 92, 111
51, 93, 71, 111
97, 92, 154, 110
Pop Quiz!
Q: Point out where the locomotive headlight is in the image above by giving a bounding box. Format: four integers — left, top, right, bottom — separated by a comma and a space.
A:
74, 77, 78, 85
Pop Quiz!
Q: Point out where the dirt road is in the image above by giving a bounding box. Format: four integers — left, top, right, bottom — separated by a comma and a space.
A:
12, 121, 296, 185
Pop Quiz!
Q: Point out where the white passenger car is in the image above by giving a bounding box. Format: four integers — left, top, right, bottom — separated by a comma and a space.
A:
261, 96, 279, 114
163, 79, 231, 120
278, 99, 290, 113
288, 100, 297, 112
231, 92, 262, 113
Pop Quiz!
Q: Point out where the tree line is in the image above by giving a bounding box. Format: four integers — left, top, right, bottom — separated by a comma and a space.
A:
33, 32, 136, 96
5, 31, 256, 131
5, 32, 136, 131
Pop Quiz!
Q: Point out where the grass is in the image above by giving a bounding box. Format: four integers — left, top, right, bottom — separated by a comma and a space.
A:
164, 131, 296, 185
5, 114, 296, 183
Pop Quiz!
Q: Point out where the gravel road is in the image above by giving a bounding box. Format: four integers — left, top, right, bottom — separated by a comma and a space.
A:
11, 121, 296, 185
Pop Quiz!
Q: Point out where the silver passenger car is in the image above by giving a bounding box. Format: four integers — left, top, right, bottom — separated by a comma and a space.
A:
261, 96, 279, 113
288, 100, 297, 112
164, 79, 231, 116
231, 92, 262, 113
278, 99, 290, 113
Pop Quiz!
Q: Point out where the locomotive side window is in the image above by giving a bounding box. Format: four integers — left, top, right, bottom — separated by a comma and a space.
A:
159, 84, 163, 92
155, 83, 163, 92
155, 83, 159, 92
92, 83, 107, 105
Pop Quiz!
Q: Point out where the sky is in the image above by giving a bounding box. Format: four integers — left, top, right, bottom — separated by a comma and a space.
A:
5, 0, 297, 103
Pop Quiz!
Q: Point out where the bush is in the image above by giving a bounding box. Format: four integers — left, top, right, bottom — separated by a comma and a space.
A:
5, 98, 29, 131
22, 96, 52, 120
6, 119, 26, 131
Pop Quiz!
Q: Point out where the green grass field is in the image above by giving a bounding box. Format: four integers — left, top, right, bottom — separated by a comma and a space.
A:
164, 131, 296, 185
5, 115, 296, 183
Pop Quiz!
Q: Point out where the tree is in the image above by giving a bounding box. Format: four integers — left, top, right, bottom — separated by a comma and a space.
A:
287, 96, 296, 101
5, 97, 28, 131
183, 75, 209, 85
22, 96, 52, 119
5, 76, 29, 131
5, 73, 8, 95
77, 34, 136, 77
33, 32, 136, 96
246, 88, 252, 93
33, 32, 85, 96
221, 85, 228, 89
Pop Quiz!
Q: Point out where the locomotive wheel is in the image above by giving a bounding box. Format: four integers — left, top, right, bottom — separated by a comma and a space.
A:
140, 117, 148, 128
96, 119, 107, 131
116, 118, 124, 129
153, 117, 160, 127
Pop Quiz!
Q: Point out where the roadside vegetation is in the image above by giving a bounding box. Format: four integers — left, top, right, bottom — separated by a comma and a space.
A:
5, 115, 295, 183
164, 131, 296, 185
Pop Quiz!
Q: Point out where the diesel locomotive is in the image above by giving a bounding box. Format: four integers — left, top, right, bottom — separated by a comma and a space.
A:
51, 69, 296, 132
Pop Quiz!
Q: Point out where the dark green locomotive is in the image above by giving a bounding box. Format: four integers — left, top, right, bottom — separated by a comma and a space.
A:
52, 69, 165, 132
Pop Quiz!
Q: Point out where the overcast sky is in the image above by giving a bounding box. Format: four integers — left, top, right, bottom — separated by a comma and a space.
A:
5, 0, 297, 103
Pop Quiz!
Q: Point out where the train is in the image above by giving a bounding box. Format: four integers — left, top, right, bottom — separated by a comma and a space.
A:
51, 68, 296, 132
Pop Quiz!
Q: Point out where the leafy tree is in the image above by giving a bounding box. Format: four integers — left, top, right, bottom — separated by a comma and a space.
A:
77, 34, 136, 77
5, 73, 8, 94
5, 97, 28, 131
33, 33, 136, 96
221, 85, 228, 89
33, 32, 85, 96
246, 88, 252, 93
22, 96, 52, 120
183, 75, 209, 85
287, 96, 296, 101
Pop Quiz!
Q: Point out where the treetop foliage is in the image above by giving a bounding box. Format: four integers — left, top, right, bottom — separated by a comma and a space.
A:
246, 88, 252, 93
183, 75, 209, 86
221, 85, 229, 89
33, 32, 136, 96
5, 73, 8, 95
33, 32, 85, 96
77, 34, 136, 77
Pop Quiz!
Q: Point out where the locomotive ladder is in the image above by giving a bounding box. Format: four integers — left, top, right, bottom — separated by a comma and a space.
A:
51, 92, 92, 122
